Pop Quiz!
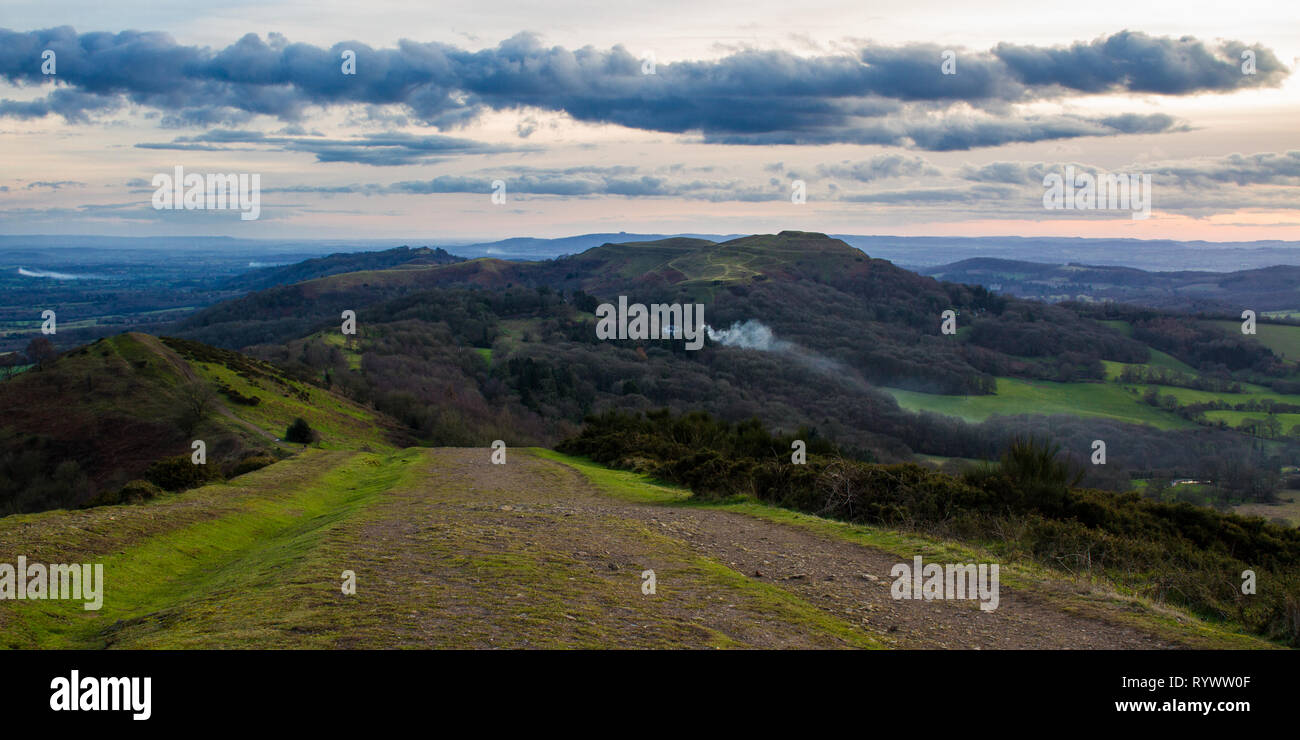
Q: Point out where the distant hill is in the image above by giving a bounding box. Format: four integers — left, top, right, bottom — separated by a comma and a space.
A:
222, 245, 463, 291
835, 235, 1300, 272
448, 233, 1300, 271
181, 231, 1154, 396
925, 257, 1300, 312
449, 232, 740, 260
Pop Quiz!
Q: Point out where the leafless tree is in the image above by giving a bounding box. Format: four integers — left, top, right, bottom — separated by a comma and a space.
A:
25, 337, 57, 370
178, 380, 217, 435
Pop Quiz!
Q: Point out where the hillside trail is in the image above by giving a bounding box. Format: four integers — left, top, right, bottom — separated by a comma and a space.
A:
336, 448, 1179, 649
0, 446, 1199, 649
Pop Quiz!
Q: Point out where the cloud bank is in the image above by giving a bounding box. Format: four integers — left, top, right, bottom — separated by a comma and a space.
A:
0, 28, 1287, 149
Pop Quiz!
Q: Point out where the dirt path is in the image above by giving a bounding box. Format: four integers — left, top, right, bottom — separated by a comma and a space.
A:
1, 446, 1200, 649
308, 448, 875, 648
330, 448, 1177, 649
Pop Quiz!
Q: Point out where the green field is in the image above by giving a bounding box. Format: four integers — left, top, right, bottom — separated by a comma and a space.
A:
0, 449, 424, 648
1098, 319, 1133, 337
1204, 320, 1300, 360
1101, 349, 1198, 380
1203, 410, 1300, 431
1131, 380, 1300, 408
886, 377, 1194, 429
892, 372, 1300, 435
914, 453, 991, 467
319, 331, 363, 370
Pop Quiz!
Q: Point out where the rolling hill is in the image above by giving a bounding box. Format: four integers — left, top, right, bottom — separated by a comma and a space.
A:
0, 331, 403, 515
157, 232, 1296, 495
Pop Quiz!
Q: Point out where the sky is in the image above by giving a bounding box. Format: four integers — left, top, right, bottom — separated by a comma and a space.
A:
1, 0, 1298, 242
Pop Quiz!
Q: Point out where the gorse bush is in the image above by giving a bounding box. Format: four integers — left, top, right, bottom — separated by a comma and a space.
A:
83, 479, 164, 508
998, 437, 1084, 490
143, 455, 220, 492
962, 437, 1083, 516
229, 455, 277, 477
285, 417, 315, 444
560, 409, 1300, 645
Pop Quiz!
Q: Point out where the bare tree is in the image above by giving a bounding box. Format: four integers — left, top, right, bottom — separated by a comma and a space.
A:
25, 337, 57, 371
178, 380, 217, 435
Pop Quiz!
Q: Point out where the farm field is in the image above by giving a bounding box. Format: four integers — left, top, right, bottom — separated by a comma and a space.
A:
885, 377, 1194, 429
1121, 380, 1300, 408
1234, 490, 1300, 527
1203, 410, 1300, 431
1101, 349, 1199, 379
1203, 320, 1300, 361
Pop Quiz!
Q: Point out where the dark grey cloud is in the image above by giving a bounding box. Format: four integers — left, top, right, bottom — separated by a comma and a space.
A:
707, 112, 1186, 149
0, 88, 120, 122
24, 180, 86, 190
1146, 151, 1300, 187
817, 154, 939, 182
992, 31, 1284, 95
960, 152, 1300, 189
839, 184, 1019, 204
236, 165, 774, 201
136, 129, 527, 165
0, 27, 1285, 149
960, 161, 1098, 184
386, 171, 757, 199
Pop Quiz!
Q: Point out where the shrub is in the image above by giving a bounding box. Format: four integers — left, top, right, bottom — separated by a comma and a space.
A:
143, 455, 219, 491
229, 455, 276, 477
284, 417, 316, 444
218, 383, 261, 406
84, 479, 164, 508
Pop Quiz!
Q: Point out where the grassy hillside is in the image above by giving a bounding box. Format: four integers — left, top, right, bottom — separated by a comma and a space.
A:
159, 336, 395, 452
558, 411, 1300, 645
0, 331, 401, 515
